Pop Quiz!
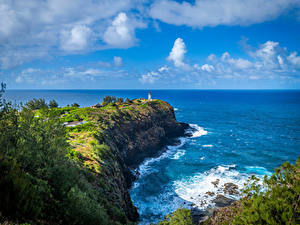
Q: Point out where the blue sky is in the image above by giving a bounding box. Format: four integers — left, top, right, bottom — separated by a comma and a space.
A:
1, 0, 300, 89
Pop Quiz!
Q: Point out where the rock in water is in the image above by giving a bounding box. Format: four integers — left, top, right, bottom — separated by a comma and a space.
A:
211, 179, 220, 188
223, 182, 239, 195
212, 194, 235, 207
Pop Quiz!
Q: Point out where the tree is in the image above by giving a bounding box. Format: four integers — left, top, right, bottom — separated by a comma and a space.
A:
49, 99, 58, 108
125, 98, 131, 104
0, 82, 6, 108
25, 98, 48, 110
71, 103, 80, 107
103, 96, 112, 104
116, 97, 124, 104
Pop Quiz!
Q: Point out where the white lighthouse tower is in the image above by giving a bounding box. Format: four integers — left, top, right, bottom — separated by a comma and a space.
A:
148, 91, 152, 101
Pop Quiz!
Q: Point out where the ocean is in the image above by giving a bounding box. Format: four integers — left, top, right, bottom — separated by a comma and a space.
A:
4, 89, 300, 224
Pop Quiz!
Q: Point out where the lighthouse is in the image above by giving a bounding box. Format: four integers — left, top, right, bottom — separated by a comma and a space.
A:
148, 91, 152, 101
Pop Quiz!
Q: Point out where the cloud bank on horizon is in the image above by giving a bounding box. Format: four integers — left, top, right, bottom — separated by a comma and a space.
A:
1, 0, 300, 89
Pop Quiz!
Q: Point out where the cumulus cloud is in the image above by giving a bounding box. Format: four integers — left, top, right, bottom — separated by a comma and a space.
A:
288, 52, 300, 68
150, 0, 300, 28
103, 12, 146, 48
167, 38, 189, 69
140, 39, 300, 85
221, 52, 253, 69
0, 0, 141, 69
60, 25, 92, 51
194, 64, 215, 72
114, 56, 123, 67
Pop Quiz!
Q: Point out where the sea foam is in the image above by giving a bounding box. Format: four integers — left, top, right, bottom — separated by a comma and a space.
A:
173, 165, 246, 209
187, 124, 208, 137
134, 137, 187, 178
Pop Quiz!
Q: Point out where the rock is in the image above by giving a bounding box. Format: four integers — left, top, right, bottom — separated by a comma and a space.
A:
211, 179, 220, 188
212, 194, 235, 207
206, 191, 215, 196
191, 208, 208, 225
223, 182, 239, 195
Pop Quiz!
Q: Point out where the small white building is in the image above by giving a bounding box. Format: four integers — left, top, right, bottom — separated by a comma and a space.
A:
148, 91, 152, 101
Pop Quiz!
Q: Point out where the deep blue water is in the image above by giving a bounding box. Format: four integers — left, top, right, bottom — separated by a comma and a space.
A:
4, 90, 300, 224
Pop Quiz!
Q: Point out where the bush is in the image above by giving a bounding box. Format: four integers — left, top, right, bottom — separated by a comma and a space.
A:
71, 102, 80, 107
158, 208, 193, 225
233, 157, 300, 225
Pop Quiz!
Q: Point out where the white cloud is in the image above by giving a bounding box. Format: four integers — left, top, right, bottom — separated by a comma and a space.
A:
64, 67, 104, 78
15, 68, 41, 83
228, 58, 252, 70
207, 54, 217, 62
145, 40, 300, 85
201, 64, 214, 72
150, 0, 300, 28
252, 41, 282, 69
167, 38, 189, 69
103, 12, 146, 48
158, 66, 169, 72
139, 65, 171, 84
114, 56, 123, 67
139, 71, 159, 84
0, 0, 140, 69
60, 25, 92, 51
288, 52, 300, 68
277, 55, 284, 66
221, 52, 253, 69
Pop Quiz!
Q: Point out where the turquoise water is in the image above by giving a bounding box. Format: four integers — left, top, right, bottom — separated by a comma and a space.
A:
4, 90, 300, 224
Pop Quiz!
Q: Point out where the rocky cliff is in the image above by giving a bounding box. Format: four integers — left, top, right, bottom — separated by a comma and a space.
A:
65, 98, 189, 223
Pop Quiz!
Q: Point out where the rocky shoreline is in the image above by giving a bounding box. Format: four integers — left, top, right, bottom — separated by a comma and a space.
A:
191, 179, 241, 224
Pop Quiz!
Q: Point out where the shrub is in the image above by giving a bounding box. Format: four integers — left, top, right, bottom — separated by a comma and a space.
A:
233, 157, 300, 225
71, 102, 80, 107
158, 208, 193, 225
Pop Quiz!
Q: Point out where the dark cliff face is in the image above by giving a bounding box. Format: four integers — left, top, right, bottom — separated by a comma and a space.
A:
97, 100, 189, 221
104, 100, 189, 168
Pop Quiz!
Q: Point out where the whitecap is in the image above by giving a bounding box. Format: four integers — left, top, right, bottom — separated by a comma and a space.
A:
173, 164, 247, 209
202, 144, 213, 148
187, 124, 208, 138
174, 108, 179, 111
172, 150, 186, 160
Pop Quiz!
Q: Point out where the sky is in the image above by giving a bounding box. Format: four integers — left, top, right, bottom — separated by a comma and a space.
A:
1, 0, 300, 89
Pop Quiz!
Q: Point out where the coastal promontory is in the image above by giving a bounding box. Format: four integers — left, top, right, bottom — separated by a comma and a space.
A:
0, 97, 189, 225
